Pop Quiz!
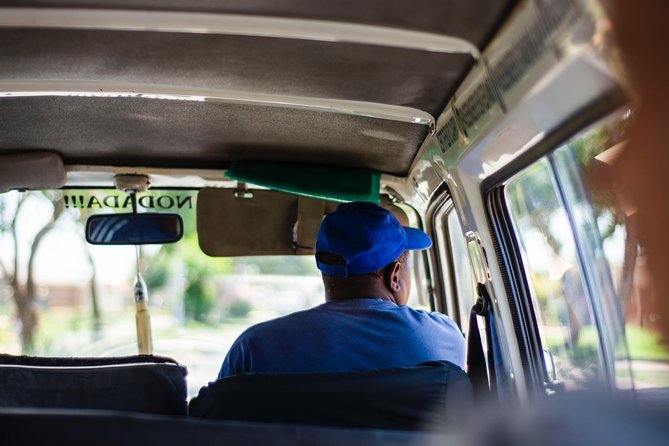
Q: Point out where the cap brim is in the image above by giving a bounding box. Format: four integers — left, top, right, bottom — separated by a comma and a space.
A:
403, 227, 432, 250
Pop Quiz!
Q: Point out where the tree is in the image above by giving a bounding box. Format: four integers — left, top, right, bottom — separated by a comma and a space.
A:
0, 192, 64, 350
141, 191, 321, 323
0, 191, 99, 352
570, 123, 637, 317
70, 195, 107, 336
143, 192, 231, 323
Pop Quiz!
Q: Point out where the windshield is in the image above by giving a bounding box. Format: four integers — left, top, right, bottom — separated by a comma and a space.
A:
0, 189, 324, 396
0, 188, 426, 397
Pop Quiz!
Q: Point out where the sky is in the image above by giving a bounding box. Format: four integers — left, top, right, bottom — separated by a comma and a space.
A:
0, 191, 157, 287
1, 190, 626, 290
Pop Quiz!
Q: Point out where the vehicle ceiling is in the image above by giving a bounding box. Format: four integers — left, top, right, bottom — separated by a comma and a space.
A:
0, 0, 517, 177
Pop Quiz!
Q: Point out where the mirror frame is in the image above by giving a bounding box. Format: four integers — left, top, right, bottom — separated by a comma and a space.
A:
86, 212, 184, 245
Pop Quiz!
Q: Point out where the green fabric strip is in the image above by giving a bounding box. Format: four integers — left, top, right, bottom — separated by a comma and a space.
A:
226, 162, 380, 204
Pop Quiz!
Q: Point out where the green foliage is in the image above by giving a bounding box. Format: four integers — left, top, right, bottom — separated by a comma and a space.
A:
568, 121, 631, 240
530, 271, 561, 308
142, 191, 322, 322
542, 325, 601, 369
143, 247, 175, 290
624, 325, 669, 361
143, 192, 230, 322
180, 216, 230, 322
569, 126, 610, 167
227, 298, 252, 318
183, 265, 217, 322
507, 159, 564, 255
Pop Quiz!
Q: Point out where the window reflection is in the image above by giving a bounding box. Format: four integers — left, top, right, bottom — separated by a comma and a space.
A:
506, 159, 602, 390
506, 109, 669, 403
569, 111, 669, 406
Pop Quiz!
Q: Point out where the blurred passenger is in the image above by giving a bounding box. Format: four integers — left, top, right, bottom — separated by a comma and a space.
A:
608, 0, 669, 343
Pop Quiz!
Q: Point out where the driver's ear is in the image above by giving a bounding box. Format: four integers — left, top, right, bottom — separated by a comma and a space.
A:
386, 261, 402, 293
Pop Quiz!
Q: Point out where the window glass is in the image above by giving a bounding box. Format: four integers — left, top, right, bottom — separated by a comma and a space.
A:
565, 111, 669, 406
407, 250, 430, 310
434, 206, 475, 330
397, 203, 431, 310
447, 210, 476, 332
0, 189, 434, 397
505, 159, 603, 390
0, 189, 321, 397
553, 141, 629, 391
505, 109, 669, 401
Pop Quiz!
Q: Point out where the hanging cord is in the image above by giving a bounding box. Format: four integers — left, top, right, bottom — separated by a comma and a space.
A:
131, 191, 153, 355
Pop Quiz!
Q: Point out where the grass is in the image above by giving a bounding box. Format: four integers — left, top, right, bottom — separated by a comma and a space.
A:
631, 369, 669, 388
541, 323, 669, 364
1, 297, 295, 356
20, 307, 259, 356
624, 325, 669, 361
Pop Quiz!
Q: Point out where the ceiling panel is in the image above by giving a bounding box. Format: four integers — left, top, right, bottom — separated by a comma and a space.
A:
0, 30, 471, 115
0, 97, 428, 175
0, 0, 517, 47
0, 1, 519, 176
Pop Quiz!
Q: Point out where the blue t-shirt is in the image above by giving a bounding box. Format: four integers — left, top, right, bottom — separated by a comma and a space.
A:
218, 298, 465, 378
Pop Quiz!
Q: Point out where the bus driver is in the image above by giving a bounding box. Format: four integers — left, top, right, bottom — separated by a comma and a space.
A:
218, 201, 465, 378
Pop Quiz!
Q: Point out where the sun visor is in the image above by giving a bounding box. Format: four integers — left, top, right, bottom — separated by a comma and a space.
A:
225, 162, 380, 204
197, 188, 338, 257
0, 152, 66, 193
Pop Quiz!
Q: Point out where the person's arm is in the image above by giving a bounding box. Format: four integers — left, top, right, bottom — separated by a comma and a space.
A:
217, 338, 248, 379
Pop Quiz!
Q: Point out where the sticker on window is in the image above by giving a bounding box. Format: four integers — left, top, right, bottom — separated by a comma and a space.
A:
63, 194, 193, 210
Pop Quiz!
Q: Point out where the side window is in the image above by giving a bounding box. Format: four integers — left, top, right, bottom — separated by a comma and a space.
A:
503, 109, 669, 401
447, 210, 476, 332
435, 204, 475, 331
505, 159, 603, 390
397, 203, 431, 311
564, 113, 669, 406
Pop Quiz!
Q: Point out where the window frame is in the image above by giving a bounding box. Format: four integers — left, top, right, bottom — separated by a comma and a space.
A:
481, 96, 627, 396
426, 188, 464, 324
487, 186, 548, 395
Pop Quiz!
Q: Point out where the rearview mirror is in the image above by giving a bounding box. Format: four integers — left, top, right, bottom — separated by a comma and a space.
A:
86, 213, 183, 245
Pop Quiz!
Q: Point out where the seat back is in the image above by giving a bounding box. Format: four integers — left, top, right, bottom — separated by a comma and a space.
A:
0, 408, 454, 446
0, 354, 187, 416
189, 361, 473, 431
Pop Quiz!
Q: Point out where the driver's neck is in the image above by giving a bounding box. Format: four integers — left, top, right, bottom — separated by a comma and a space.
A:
325, 279, 397, 304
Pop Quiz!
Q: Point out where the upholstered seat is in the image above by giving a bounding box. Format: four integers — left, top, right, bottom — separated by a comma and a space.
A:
0, 354, 187, 416
189, 360, 473, 431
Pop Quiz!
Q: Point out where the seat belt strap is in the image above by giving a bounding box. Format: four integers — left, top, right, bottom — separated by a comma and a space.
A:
467, 283, 494, 400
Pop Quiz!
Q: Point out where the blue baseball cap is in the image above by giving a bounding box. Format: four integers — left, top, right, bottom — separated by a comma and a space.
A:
316, 202, 432, 277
